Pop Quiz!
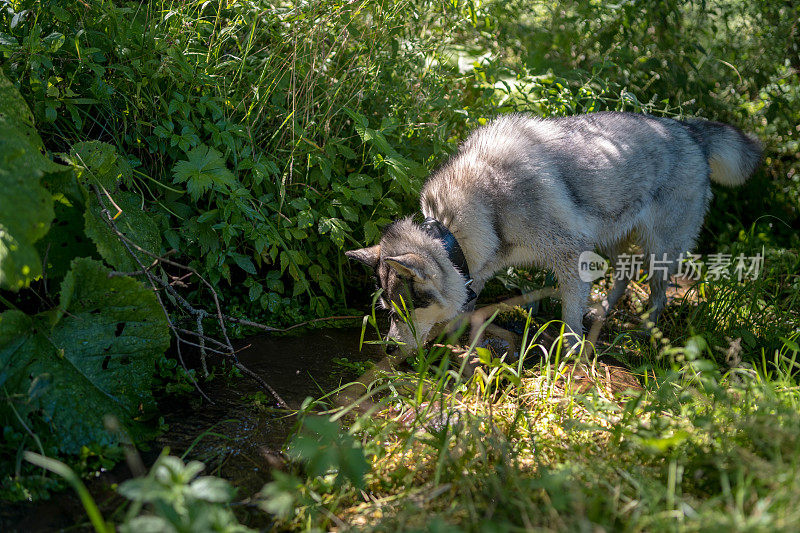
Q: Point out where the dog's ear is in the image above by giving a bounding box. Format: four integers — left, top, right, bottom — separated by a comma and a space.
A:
345, 245, 381, 269
385, 253, 429, 281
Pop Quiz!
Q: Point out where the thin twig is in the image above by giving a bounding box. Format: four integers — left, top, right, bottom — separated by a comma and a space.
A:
92, 186, 215, 403
197, 315, 208, 377
233, 362, 287, 410
92, 185, 214, 403
224, 314, 361, 333
89, 183, 366, 410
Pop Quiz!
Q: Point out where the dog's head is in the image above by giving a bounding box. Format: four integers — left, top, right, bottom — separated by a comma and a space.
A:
345, 218, 469, 355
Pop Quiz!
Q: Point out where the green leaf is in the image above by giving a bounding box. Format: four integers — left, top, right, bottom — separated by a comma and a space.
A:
637, 430, 690, 453
187, 476, 235, 503
84, 191, 162, 272
338, 204, 359, 222
172, 145, 236, 201
0, 70, 41, 131
0, 32, 20, 50
364, 220, 380, 244
35, 200, 97, 282
259, 471, 305, 519
152, 125, 169, 138
42, 32, 65, 52
70, 141, 131, 189
336, 143, 357, 160
0, 71, 67, 290
232, 253, 256, 275
347, 174, 372, 188
0, 258, 170, 454
263, 292, 281, 312
350, 188, 374, 206
318, 217, 347, 248
475, 347, 493, 365
118, 455, 253, 532
343, 107, 368, 130
287, 416, 369, 489
290, 197, 310, 211
297, 209, 315, 229
248, 281, 263, 301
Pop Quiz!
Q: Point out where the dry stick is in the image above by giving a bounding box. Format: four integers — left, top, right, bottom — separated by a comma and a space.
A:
224, 314, 361, 333
107, 258, 159, 278
41, 243, 51, 301
171, 329, 232, 354
91, 186, 213, 403
172, 327, 231, 350
91, 186, 290, 408
102, 250, 295, 408
469, 288, 558, 348
197, 315, 208, 377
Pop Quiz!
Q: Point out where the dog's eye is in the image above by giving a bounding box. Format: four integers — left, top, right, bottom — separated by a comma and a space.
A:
408, 283, 434, 309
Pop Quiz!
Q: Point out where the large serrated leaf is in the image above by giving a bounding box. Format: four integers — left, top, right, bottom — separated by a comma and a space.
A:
0, 258, 170, 453
70, 140, 132, 189
84, 190, 162, 272
0, 70, 40, 135
172, 145, 236, 201
0, 71, 68, 290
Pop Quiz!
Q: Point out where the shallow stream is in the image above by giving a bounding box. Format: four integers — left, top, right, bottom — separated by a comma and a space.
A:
1, 328, 382, 531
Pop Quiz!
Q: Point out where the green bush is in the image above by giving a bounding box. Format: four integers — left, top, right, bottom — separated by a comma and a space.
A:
0, 71, 173, 500
1, 0, 498, 325
4, 0, 795, 324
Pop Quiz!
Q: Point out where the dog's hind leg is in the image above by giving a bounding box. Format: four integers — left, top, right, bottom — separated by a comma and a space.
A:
602, 240, 637, 314
639, 230, 690, 332
584, 248, 631, 330
639, 180, 708, 328
604, 277, 630, 313
644, 252, 679, 327
604, 252, 632, 313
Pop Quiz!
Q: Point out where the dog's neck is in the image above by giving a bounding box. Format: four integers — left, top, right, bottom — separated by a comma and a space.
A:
421, 203, 503, 287
419, 217, 477, 306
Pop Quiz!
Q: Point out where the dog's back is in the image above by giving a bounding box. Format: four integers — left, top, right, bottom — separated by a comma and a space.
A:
421, 112, 760, 270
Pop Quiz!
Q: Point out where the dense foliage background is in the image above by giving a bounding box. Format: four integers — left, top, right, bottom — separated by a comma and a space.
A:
1, 0, 798, 529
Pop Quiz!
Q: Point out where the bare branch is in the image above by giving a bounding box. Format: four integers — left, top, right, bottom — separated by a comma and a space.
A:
90, 184, 291, 408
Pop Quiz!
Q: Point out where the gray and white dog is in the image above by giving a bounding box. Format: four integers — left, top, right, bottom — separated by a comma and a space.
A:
346, 112, 762, 354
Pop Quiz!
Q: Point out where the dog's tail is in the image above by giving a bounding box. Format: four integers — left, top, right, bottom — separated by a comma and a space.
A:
682, 119, 762, 186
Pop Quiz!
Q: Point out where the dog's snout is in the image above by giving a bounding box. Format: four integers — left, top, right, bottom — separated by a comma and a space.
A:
385, 342, 399, 355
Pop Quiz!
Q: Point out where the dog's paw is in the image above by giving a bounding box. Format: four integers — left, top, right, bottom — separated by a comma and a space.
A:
583, 305, 606, 329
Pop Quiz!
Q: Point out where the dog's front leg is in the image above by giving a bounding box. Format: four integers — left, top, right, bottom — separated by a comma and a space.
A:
558, 276, 590, 345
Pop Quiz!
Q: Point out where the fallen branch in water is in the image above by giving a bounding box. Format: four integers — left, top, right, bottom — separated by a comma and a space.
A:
226, 314, 362, 333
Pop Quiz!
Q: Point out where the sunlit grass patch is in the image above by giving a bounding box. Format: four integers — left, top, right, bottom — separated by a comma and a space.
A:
260, 273, 800, 531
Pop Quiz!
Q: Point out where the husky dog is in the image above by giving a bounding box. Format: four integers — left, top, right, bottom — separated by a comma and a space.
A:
346, 112, 761, 354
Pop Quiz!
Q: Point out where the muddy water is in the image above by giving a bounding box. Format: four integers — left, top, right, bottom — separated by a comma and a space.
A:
1, 327, 382, 532
155, 328, 382, 493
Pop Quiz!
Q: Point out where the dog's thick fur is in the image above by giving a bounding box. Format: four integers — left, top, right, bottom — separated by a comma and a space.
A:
347, 112, 762, 353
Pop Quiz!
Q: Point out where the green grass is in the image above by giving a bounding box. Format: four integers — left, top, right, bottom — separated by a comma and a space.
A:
268, 348, 800, 531
257, 251, 800, 531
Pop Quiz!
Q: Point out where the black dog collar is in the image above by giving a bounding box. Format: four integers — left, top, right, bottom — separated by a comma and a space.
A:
420, 217, 477, 307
